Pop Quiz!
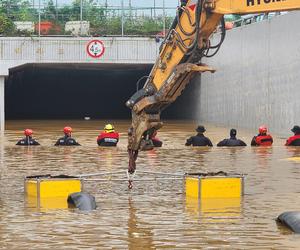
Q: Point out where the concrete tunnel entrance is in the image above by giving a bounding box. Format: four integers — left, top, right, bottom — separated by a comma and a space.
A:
5, 63, 199, 120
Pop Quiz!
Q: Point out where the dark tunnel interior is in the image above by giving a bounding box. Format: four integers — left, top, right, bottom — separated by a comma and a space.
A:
5, 63, 199, 120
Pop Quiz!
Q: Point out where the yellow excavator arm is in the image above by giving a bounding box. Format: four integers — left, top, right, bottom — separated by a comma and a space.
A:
126, 0, 300, 175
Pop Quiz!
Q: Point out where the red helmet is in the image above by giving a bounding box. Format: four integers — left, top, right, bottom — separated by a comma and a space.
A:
63, 126, 72, 134
24, 129, 33, 136
259, 125, 267, 134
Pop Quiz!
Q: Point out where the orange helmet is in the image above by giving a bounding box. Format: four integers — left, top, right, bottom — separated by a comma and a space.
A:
259, 125, 267, 134
63, 126, 72, 134
24, 129, 33, 136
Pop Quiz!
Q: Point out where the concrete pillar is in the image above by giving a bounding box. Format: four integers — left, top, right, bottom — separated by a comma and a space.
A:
0, 76, 5, 132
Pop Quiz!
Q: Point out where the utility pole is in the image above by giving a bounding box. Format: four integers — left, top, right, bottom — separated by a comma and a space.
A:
121, 0, 124, 36
55, 0, 58, 20
163, 0, 165, 38
80, 0, 83, 36
38, 0, 41, 36
129, 0, 132, 19
80, 0, 83, 21
154, 0, 156, 18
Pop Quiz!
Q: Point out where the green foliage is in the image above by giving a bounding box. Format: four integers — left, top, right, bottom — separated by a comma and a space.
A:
0, 0, 34, 21
224, 14, 243, 27
0, 0, 176, 36
88, 16, 117, 36
44, 0, 56, 21
0, 13, 15, 35
224, 15, 242, 22
125, 16, 173, 36
17, 1, 35, 21
90, 16, 173, 36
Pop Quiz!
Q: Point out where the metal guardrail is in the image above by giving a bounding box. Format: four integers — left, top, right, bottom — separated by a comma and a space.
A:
231, 12, 288, 28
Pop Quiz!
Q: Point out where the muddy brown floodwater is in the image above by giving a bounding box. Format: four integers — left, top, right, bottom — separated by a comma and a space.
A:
1, 120, 300, 249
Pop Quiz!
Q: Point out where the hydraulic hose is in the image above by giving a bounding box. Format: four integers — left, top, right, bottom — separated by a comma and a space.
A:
203, 17, 226, 58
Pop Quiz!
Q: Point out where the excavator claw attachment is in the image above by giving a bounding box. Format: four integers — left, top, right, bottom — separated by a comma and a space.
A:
127, 63, 215, 175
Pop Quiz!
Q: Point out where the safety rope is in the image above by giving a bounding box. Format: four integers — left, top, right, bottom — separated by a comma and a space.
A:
82, 177, 183, 182
77, 170, 244, 189
138, 170, 185, 177
77, 170, 185, 189
76, 170, 125, 178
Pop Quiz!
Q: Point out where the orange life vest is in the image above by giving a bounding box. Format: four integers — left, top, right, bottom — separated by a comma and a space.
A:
255, 135, 273, 146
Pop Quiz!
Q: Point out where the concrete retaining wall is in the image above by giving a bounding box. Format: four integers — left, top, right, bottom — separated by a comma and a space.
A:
199, 11, 300, 135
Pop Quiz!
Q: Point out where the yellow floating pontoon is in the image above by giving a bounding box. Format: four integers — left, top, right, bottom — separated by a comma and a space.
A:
185, 172, 244, 218
185, 172, 244, 199
24, 175, 82, 209
286, 157, 300, 162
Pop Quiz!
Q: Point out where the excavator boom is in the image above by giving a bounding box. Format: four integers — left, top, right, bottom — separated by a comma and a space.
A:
126, 0, 300, 178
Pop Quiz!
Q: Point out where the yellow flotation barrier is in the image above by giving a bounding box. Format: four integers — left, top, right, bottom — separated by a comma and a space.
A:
286, 157, 300, 162
185, 172, 244, 199
25, 175, 82, 209
185, 172, 244, 218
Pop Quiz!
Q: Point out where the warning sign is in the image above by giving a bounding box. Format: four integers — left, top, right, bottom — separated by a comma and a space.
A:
86, 40, 105, 58
188, 0, 197, 11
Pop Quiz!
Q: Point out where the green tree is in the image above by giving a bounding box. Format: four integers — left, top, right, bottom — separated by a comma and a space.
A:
0, 13, 15, 35
0, 0, 36, 21
44, 0, 56, 21
19, 1, 37, 21
0, 0, 178, 36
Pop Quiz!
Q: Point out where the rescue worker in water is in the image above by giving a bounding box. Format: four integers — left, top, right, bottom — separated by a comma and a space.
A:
251, 125, 273, 146
217, 129, 247, 147
16, 129, 40, 146
285, 125, 300, 146
55, 126, 81, 146
140, 130, 163, 151
150, 131, 162, 147
185, 125, 213, 147
97, 124, 119, 146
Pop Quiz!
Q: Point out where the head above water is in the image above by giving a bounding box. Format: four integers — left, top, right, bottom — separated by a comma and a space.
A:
196, 125, 206, 133
104, 124, 115, 133
259, 125, 268, 134
63, 126, 72, 136
24, 129, 33, 137
291, 125, 300, 134
230, 128, 237, 138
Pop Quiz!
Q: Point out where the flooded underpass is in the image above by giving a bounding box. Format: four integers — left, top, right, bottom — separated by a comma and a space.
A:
1, 120, 300, 249
5, 63, 198, 120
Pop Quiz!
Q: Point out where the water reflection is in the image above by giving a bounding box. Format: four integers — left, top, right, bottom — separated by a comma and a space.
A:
252, 147, 273, 167
185, 196, 242, 219
127, 197, 155, 249
286, 147, 300, 163
25, 196, 70, 211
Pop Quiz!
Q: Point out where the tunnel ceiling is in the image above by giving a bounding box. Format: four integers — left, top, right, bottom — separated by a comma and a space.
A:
5, 63, 199, 120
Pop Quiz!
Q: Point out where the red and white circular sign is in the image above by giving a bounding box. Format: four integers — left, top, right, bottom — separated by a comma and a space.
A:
86, 40, 105, 58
